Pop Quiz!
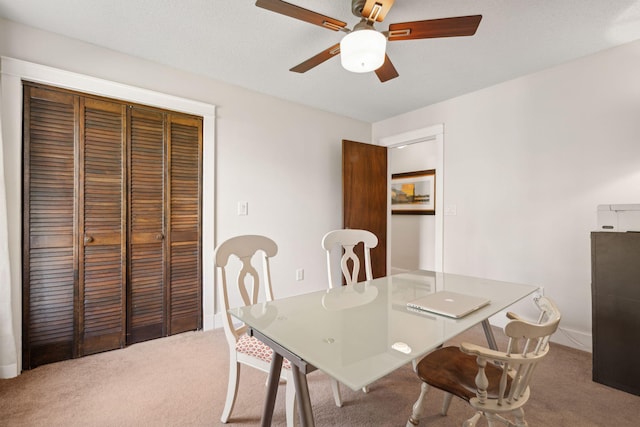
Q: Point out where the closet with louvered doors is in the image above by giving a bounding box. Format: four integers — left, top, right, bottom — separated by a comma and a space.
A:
22, 83, 202, 369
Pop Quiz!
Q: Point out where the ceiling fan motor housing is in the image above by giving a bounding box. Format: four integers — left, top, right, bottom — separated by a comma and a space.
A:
352, 0, 367, 17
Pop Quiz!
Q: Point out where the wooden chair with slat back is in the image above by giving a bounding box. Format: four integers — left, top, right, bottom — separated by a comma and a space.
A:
215, 235, 341, 427
406, 296, 561, 427
322, 229, 379, 397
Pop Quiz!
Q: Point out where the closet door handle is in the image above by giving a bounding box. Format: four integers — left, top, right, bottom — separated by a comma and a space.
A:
155, 233, 164, 241
84, 235, 94, 244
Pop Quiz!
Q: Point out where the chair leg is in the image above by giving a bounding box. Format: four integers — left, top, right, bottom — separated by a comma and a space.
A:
513, 407, 528, 427
486, 412, 499, 427
463, 411, 482, 427
330, 378, 343, 407
406, 382, 430, 427
441, 392, 453, 415
221, 360, 240, 423
285, 377, 298, 427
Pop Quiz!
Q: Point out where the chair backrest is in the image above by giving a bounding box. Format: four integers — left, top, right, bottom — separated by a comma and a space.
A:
321, 229, 378, 288
461, 296, 561, 409
214, 235, 278, 344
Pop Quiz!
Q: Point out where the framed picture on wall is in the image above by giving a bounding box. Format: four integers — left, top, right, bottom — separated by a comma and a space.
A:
391, 169, 435, 215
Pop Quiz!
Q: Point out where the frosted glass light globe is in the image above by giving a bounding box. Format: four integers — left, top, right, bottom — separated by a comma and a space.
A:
340, 29, 386, 73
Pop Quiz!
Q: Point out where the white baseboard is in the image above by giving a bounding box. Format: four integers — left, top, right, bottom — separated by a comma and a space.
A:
390, 267, 412, 275
0, 362, 18, 379
550, 326, 592, 352
203, 313, 216, 331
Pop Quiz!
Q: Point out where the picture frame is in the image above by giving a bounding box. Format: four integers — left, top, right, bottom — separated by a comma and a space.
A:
391, 169, 435, 215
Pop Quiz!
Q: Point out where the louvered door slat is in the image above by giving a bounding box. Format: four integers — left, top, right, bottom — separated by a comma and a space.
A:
168, 117, 202, 334
128, 108, 166, 343
23, 86, 77, 368
80, 98, 126, 355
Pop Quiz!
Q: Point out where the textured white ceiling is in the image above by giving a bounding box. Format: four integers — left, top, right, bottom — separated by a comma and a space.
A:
2, 0, 640, 122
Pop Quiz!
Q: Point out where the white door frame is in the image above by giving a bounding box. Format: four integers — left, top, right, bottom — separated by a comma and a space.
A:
378, 124, 444, 273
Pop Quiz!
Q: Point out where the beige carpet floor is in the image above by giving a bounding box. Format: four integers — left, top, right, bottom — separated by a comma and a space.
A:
1, 325, 639, 426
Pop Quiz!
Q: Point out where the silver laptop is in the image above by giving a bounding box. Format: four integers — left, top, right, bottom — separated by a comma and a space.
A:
406, 291, 490, 318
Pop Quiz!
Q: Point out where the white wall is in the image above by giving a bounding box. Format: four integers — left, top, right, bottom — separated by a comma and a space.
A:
0, 18, 370, 376
373, 39, 640, 351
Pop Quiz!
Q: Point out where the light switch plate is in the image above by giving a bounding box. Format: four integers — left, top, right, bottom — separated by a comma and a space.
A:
237, 201, 248, 216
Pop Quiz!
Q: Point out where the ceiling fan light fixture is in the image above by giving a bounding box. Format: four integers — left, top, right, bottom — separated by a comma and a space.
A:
340, 28, 386, 73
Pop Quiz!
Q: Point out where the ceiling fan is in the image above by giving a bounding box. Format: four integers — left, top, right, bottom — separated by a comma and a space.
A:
255, 0, 482, 82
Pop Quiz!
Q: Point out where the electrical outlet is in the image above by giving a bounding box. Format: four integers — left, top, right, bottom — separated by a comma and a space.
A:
296, 268, 304, 281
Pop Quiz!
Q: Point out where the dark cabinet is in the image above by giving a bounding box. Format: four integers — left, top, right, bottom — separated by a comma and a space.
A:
23, 83, 202, 369
591, 231, 640, 396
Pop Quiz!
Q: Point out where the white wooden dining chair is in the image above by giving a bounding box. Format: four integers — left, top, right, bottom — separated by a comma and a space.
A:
406, 296, 561, 427
321, 228, 379, 397
216, 235, 341, 426
322, 228, 378, 289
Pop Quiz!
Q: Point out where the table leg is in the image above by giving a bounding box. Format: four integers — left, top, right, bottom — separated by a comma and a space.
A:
261, 352, 284, 427
481, 319, 498, 350
292, 364, 315, 427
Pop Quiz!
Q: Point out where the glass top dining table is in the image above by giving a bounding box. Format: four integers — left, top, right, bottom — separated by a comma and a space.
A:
229, 270, 537, 426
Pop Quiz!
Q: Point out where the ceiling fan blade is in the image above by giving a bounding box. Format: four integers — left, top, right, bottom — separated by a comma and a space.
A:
290, 43, 341, 73
256, 0, 347, 31
361, 0, 395, 23
388, 15, 482, 41
375, 55, 399, 82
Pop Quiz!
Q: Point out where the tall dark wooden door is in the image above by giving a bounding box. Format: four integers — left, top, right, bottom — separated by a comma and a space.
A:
167, 115, 202, 335
79, 97, 127, 355
342, 140, 387, 280
126, 109, 203, 343
128, 107, 166, 343
22, 86, 77, 367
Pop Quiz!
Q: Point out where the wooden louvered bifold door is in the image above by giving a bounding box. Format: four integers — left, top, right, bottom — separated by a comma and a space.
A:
79, 98, 127, 355
168, 115, 202, 334
22, 87, 78, 368
23, 83, 202, 369
128, 107, 166, 343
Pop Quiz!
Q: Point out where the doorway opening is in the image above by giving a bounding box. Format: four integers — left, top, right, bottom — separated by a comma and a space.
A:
379, 125, 444, 273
